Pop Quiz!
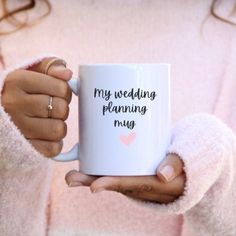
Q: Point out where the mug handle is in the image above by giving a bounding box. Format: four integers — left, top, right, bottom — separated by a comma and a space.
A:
52, 77, 80, 162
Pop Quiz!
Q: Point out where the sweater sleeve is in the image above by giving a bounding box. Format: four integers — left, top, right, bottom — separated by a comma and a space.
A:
0, 55, 55, 236
133, 113, 236, 236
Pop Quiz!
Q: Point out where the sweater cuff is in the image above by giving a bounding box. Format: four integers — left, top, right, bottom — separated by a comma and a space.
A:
132, 113, 234, 214
0, 54, 56, 171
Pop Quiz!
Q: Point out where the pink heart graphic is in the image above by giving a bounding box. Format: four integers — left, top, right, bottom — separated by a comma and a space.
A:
119, 132, 136, 146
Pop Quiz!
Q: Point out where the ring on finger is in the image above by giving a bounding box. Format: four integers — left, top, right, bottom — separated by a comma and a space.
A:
43, 58, 67, 75
47, 96, 53, 118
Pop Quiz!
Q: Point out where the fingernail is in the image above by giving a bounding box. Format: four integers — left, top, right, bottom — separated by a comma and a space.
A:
50, 66, 73, 78
56, 67, 73, 76
68, 181, 82, 187
92, 188, 105, 193
159, 165, 175, 182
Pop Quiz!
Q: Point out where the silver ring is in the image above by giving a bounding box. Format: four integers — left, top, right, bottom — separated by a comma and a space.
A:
47, 96, 53, 118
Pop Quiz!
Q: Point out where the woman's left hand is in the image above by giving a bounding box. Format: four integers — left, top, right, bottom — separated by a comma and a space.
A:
65, 153, 186, 203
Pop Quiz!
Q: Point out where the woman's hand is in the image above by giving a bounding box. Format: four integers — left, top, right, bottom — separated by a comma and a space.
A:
1, 58, 73, 157
65, 153, 186, 203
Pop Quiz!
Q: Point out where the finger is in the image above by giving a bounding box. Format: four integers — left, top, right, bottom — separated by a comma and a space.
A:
157, 153, 184, 183
123, 191, 177, 203
25, 94, 69, 120
29, 139, 63, 158
21, 117, 67, 141
131, 174, 186, 202
169, 173, 186, 196
13, 69, 72, 103
65, 170, 98, 187
90, 174, 185, 196
90, 176, 161, 194
29, 57, 73, 81
90, 176, 178, 203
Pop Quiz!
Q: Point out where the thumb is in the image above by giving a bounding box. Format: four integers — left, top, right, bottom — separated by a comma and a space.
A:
157, 153, 184, 183
28, 57, 73, 81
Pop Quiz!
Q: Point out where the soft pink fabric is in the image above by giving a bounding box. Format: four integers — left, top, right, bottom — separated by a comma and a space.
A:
0, 1, 236, 235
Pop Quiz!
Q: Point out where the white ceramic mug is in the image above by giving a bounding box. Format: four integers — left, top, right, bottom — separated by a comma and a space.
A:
53, 64, 171, 176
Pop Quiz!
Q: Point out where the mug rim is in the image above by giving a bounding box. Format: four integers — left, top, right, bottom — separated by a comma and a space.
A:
79, 63, 171, 67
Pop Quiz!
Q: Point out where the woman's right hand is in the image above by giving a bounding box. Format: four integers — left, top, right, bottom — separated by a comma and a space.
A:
1, 58, 73, 157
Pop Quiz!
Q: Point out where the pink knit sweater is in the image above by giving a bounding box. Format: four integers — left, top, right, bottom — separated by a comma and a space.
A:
0, 1, 236, 235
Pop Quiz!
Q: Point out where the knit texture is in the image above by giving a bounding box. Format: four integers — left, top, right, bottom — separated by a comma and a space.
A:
0, 1, 236, 235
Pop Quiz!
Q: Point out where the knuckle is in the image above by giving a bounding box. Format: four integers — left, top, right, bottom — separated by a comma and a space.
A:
121, 184, 153, 196
57, 99, 69, 120
51, 121, 67, 140
2, 93, 19, 114
64, 105, 69, 120
58, 81, 69, 98
1, 94, 11, 111
48, 142, 62, 157
6, 69, 22, 81
1, 77, 22, 112
11, 69, 28, 84
7, 69, 33, 91
67, 89, 72, 103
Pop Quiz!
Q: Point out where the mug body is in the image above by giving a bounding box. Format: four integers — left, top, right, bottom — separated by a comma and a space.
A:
78, 64, 170, 176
